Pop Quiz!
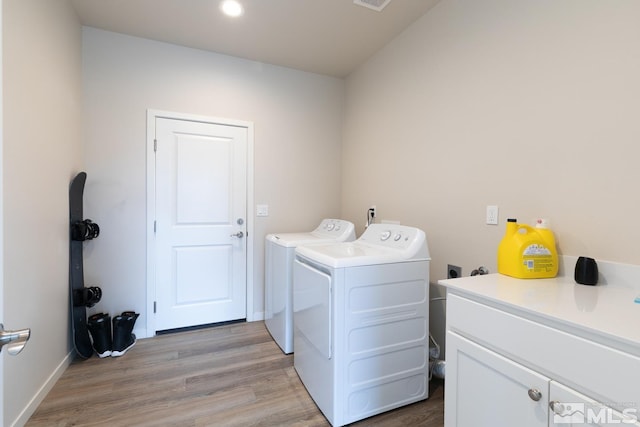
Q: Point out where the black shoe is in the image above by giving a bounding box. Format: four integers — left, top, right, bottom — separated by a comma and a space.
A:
112, 311, 139, 357
87, 312, 112, 358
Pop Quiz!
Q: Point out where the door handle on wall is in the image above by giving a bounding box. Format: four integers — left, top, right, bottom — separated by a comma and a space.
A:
0, 324, 31, 355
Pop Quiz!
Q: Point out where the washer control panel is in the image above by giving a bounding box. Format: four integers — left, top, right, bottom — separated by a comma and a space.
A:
313, 219, 356, 239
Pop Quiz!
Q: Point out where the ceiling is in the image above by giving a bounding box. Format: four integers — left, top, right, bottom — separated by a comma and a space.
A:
70, 0, 441, 78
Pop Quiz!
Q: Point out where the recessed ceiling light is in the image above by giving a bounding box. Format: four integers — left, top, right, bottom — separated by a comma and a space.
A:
220, 0, 244, 17
354, 0, 392, 12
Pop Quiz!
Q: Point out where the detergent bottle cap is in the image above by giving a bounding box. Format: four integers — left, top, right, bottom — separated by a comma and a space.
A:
535, 218, 548, 228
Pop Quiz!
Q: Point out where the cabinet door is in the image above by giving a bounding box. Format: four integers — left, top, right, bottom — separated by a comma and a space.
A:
445, 331, 548, 427
549, 381, 640, 426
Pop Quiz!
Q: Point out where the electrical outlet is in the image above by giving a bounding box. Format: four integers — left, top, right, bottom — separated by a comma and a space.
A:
447, 264, 462, 279
486, 205, 499, 225
366, 205, 377, 228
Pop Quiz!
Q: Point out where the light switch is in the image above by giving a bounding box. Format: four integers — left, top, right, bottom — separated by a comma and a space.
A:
257, 204, 269, 217
486, 205, 499, 225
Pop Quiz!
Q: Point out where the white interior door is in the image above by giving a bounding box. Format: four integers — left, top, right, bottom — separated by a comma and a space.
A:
153, 116, 247, 331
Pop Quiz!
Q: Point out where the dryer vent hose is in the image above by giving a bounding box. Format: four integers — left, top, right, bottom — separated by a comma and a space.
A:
428, 332, 445, 379
430, 359, 446, 379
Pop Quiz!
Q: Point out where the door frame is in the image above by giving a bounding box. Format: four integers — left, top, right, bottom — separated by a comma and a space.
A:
145, 109, 255, 337
0, 2, 5, 420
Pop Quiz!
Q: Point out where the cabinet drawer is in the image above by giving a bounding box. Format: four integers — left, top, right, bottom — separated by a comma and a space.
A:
447, 293, 640, 410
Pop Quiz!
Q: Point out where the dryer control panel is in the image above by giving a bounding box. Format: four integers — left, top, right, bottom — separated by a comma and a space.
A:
359, 224, 430, 259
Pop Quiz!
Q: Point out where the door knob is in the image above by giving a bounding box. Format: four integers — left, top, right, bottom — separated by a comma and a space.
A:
528, 388, 542, 401
0, 324, 31, 356
230, 231, 244, 238
549, 401, 566, 415
549, 400, 566, 415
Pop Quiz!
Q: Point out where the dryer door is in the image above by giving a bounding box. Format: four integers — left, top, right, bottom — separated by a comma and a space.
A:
293, 259, 332, 359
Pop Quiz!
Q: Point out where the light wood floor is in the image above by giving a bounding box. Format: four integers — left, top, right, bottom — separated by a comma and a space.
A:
27, 321, 444, 426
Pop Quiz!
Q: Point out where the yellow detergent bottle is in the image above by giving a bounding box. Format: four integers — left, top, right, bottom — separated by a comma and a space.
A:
497, 218, 558, 279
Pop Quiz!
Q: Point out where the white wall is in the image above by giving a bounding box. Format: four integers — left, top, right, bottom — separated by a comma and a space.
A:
341, 0, 640, 353
14, 0, 640, 421
82, 28, 344, 336
3, 0, 82, 425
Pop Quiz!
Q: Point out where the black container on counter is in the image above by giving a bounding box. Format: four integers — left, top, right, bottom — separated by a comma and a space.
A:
575, 256, 598, 285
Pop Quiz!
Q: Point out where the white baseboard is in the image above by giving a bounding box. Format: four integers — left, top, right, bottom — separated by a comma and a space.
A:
250, 311, 264, 322
12, 351, 73, 427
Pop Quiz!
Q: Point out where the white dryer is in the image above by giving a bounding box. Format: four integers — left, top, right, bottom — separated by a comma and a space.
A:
265, 219, 355, 354
293, 224, 430, 427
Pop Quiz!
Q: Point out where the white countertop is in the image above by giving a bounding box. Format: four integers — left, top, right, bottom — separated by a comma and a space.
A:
438, 273, 640, 357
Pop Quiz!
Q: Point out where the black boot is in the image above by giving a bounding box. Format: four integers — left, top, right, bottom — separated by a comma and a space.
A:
87, 313, 112, 358
112, 311, 139, 357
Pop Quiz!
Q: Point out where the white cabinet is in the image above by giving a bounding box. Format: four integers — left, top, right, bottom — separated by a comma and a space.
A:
445, 331, 548, 427
549, 382, 640, 426
440, 275, 640, 427
445, 330, 640, 427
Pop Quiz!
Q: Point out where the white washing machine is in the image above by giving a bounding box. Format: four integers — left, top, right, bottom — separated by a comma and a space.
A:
264, 219, 355, 354
293, 224, 430, 427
